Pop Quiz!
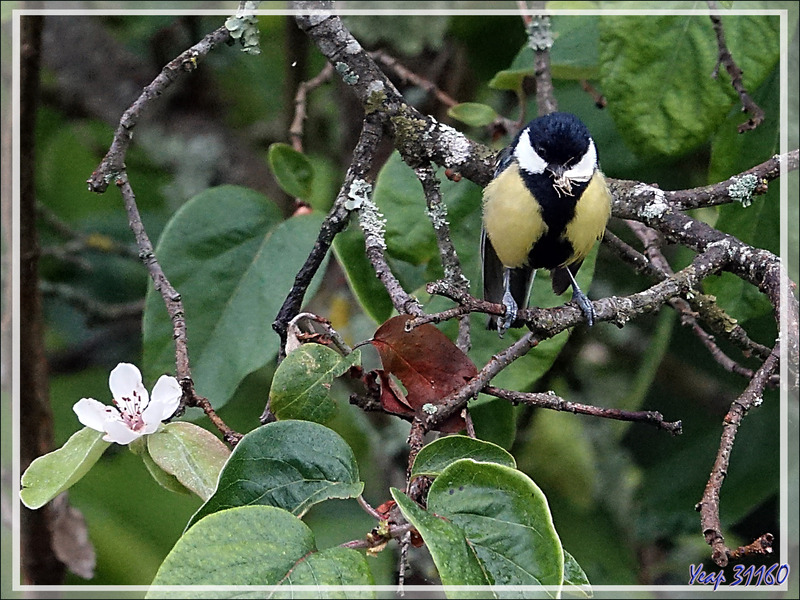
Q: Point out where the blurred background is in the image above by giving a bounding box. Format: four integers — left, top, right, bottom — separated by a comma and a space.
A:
2, 1, 798, 595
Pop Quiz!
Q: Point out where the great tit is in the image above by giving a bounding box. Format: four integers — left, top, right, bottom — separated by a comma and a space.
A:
481, 112, 611, 335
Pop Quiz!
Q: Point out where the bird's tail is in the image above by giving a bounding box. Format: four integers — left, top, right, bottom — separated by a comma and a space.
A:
481, 229, 535, 330
551, 260, 583, 296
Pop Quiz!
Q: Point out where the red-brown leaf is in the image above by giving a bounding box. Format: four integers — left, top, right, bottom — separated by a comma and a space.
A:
370, 315, 476, 432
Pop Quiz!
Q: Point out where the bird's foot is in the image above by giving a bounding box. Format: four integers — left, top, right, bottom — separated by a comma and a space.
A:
572, 288, 595, 326
498, 290, 518, 337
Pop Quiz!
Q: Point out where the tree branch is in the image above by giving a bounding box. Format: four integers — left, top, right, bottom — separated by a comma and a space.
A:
666, 151, 796, 210
423, 244, 734, 430
621, 220, 776, 381
610, 178, 799, 389
293, 1, 496, 185
19, 14, 67, 586
707, 3, 765, 133
289, 62, 334, 153
86, 17, 242, 444
415, 164, 471, 351
485, 386, 682, 434
271, 113, 388, 359
696, 344, 780, 567
87, 25, 232, 194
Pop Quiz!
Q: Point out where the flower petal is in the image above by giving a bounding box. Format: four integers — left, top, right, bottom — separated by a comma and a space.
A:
109, 362, 149, 407
144, 375, 182, 424
102, 419, 143, 445
73, 398, 115, 433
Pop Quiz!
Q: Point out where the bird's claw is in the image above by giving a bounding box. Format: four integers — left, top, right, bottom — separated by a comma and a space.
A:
572, 289, 595, 326
498, 290, 518, 337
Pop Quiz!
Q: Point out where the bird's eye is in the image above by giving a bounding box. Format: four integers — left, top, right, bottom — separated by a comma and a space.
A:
515, 130, 548, 175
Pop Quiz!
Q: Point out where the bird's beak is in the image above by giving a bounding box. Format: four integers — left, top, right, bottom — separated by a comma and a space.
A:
548, 165, 574, 197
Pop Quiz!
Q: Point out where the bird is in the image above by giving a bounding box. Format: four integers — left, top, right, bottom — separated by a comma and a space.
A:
481, 112, 612, 336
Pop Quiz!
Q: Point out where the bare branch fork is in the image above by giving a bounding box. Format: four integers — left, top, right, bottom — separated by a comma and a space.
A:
612, 221, 776, 383
707, 0, 766, 133
87, 25, 241, 444
271, 113, 388, 358
697, 344, 781, 567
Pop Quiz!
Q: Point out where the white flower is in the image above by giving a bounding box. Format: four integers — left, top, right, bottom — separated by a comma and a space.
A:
73, 363, 182, 445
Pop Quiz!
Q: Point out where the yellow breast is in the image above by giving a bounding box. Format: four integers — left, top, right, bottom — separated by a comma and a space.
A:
564, 171, 612, 265
482, 163, 546, 269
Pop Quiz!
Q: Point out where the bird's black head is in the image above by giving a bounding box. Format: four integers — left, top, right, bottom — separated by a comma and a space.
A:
513, 112, 597, 179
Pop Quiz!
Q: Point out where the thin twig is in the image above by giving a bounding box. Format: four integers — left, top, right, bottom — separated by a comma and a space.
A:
398, 530, 411, 595
405, 419, 426, 493
707, 3, 765, 133
371, 50, 458, 109
185, 388, 243, 447
527, 11, 558, 117
82, 17, 242, 444
696, 344, 780, 567
289, 62, 334, 153
485, 386, 682, 434
272, 114, 383, 359
415, 164, 471, 351
666, 150, 796, 210
357, 495, 384, 521
37, 203, 140, 261
581, 80, 606, 108
371, 50, 517, 136
115, 174, 240, 444
359, 195, 423, 317
87, 25, 232, 193
115, 175, 189, 382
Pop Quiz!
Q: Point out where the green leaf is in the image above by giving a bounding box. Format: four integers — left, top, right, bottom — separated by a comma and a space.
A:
130, 437, 192, 496
488, 44, 535, 93
488, 67, 532, 93
447, 103, 498, 127
20, 427, 110, 509
467, 396, 517, 450
599, 14, 780, 157
549, 16, 601, 80
148, 505, 374, 597
146, 422, 230, 501
267, 142, 314, 200
390, 488, 491, 593
187, 420, 363, 529
410, 435, 516, 478
142, 185, 327, 409
515, 410, 597, 512
332, 225, 395, 323
280, 546, 375, 595
489, 67, 531, 93
372, 152, 437, 265
563, 550, 592, 598
269, 344, 361, 424
428, 459, 564, 593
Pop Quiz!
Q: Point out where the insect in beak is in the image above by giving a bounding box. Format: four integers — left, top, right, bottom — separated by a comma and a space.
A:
549, 165, 574, 197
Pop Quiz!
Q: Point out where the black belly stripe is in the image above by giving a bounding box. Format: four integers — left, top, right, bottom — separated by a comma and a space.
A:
521, 171, 589, 269
529, 232, 573, 269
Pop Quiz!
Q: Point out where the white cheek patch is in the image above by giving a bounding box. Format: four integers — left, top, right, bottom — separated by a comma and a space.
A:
564, 139, 597, 182
514, 130, 547, 175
